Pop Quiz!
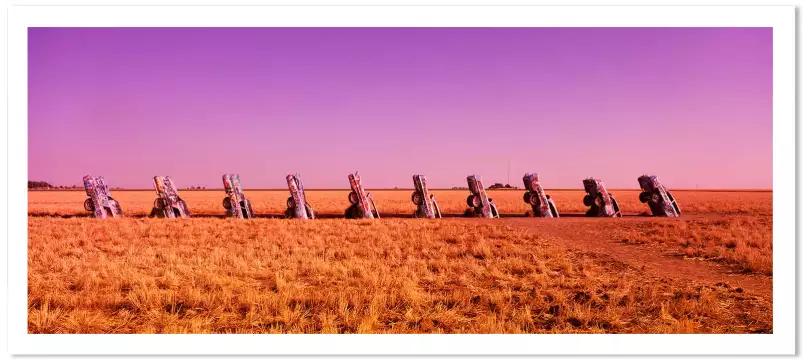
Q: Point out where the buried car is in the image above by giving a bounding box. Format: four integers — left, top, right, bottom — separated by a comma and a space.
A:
638, 174, 681, 217
411, 174, 442, 218
522, 173, 558, 218
82, 175, 123, 219
582, 178, 621, 217
285, 173, 315, 219
150, 176, 191, 218
222, 174, 255, 218
466, 175, 499, 218
345, 172, 380, 219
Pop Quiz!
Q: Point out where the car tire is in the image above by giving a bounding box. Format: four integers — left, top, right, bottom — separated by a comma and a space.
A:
286, 197, 296, 209
411, 191, 424, 206
467, 195, 481, 208
650, 192, 662, 204
523, 192, 533, 205
639, 192, 650, 203
84, 198, 94, 212
583, 195, 594, 207
348, 191, 359, 205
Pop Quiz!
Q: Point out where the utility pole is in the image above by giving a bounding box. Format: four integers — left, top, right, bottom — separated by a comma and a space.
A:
507, 158, 510, 185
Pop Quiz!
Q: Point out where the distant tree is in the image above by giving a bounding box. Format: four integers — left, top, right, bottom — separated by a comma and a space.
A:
28, 181, 54, 189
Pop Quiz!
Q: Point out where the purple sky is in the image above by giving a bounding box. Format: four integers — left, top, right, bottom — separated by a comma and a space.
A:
29, 27, 772, 189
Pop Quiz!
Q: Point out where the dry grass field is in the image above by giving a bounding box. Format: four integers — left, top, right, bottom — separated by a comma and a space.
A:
28, 190, 772, 334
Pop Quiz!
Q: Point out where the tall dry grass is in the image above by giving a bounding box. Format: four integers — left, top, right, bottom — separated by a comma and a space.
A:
29, 217, 771, 334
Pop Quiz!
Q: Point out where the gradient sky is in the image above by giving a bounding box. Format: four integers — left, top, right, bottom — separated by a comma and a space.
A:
29, 27, 772, 189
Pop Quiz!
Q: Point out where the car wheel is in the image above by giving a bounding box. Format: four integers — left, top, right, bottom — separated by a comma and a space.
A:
650, 192, 662, 204
467, 194, 481, 208
639, 192, 650, 203
84, 198, 94, 212
286, 196, 296, 209
348, 191, 359, 204
583, 195, 594, 207
523, 192, 533, 205
154, 198, 165, 210
222, 197, 232, 209
411, 191, 424, 205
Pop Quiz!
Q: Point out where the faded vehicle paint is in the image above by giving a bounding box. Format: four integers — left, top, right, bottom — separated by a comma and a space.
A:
150, 176, 191, 218
466, 175, 499, 218
345, 172, 379, 219
82, 175, 123, 219
411, 174, 441, 218
522, 173, 559, 218
582, 178, 621, 217
222, 174, 254, 218
285, 173, 315, 219
638, 175, 681, 217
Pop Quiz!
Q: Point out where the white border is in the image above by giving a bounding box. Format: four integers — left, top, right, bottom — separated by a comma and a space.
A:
8, 5, 795, 355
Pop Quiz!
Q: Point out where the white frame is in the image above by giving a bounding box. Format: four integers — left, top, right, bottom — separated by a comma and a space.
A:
7, 5, 795, 355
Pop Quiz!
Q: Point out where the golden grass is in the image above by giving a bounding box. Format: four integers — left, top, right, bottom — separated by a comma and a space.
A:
28, 189, 773, 217
29, 217, 771, 334
619, 216, 772, 275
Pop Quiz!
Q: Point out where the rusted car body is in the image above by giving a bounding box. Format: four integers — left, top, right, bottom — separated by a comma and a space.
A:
522, 173, 558, 218
582, 178, 621, 217
82, 175, 122, 218
150, 176, 191, 218
411, 174, 441, 218
638, 175, 680, 217
345, 172, 379, 219
285, 173, 315, 219
222, 174, 254, 218
466, 175, 499, 218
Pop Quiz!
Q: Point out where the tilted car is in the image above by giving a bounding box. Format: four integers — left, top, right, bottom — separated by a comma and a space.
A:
466, 175, 499, 218
285, 173, 315, 219
150, 176, 191, 218
82, 175, 122, 219
522, 173, 558, 218
411, 174, 441, 218
222, 174, 254, 218
345, 172, 380, 219
582, 177, 621, 217
637, 174, 680, 217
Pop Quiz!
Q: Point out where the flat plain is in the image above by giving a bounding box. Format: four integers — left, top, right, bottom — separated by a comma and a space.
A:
28, 189, 772, 333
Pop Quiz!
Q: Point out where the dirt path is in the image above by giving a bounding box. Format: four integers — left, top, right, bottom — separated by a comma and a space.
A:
488, 217, 772, 301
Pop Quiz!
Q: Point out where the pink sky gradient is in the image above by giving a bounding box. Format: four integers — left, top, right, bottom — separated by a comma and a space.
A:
28, 27, 772, 189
